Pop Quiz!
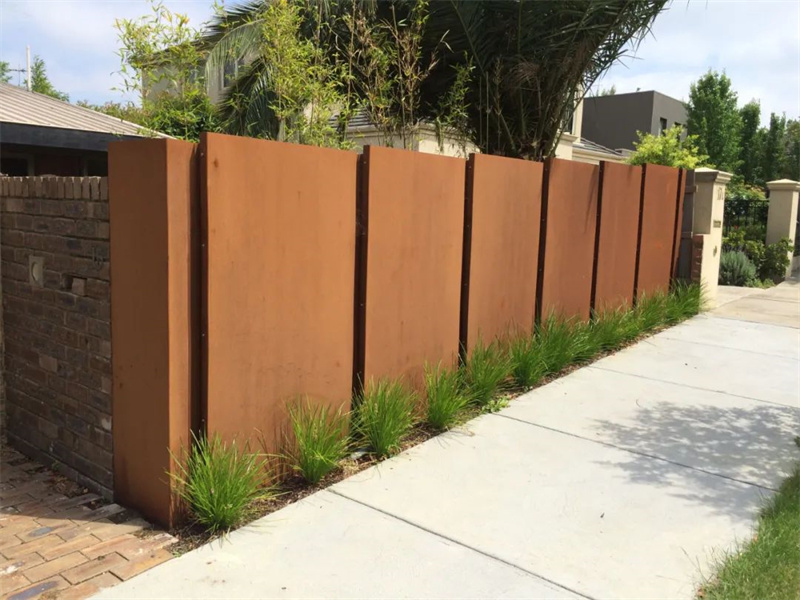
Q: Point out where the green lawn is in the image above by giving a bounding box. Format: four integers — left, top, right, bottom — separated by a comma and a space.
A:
699, 461, 800, 600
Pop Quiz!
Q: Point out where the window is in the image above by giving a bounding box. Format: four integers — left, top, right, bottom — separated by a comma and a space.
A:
659, 117, 668, 134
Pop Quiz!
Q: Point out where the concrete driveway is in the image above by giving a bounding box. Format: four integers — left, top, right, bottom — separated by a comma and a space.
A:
96, 282, 800, 600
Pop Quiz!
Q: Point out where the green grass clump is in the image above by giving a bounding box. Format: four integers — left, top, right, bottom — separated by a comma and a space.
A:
509, 333, 547, 388
462, 340, 511, 407
633, 290, 668, 331
355, 378, 416, 458
699, 463, 800, 600
424, 363, 470, 431
536, 315, 581, 376
588, 307, 637, 351
171, 433, 271, 533
665, 281, 703, 324
286, 400, 350, 484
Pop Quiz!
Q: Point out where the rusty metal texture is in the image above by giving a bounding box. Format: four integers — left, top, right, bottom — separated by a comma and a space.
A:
676, 170, 696, 280
109, 138, 197, 528
593, 162, 643, 312
202, 133, 357, 450
360, 146, 465, 388
538, 158, 599, 321
671, 169, 686, 278
636, 164, 681, 297
464, 154, 543, 349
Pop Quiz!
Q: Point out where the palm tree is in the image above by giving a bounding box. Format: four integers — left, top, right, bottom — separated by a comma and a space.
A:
203, 0, 668, 160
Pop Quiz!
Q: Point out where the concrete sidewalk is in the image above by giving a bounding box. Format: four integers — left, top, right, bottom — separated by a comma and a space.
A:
97, 283, 800, 600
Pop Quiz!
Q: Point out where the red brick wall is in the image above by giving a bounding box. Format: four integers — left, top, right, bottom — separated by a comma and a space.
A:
1, 176, 112, 496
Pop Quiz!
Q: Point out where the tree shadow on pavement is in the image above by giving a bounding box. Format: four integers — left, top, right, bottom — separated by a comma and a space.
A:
591, 401, 800, 523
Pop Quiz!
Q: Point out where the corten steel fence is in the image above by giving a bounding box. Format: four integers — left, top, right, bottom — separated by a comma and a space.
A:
636, 164, 684, 297
106, 134, 685, 527
593, 162, 643, 311
462, 154, 542, 351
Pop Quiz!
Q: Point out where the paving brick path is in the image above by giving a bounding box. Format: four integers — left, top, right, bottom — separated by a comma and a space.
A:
0, 444, 175, 600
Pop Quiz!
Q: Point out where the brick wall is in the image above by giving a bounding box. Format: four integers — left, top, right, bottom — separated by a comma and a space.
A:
1, 176, 112, 496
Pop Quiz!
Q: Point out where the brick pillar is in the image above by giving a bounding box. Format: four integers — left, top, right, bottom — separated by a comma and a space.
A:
692, 167, 732, 306
766, 179, 800, 278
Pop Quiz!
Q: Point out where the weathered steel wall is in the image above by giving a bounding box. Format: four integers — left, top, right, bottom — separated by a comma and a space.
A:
109, 139, 197, 527
593, 162, 643, 311
538, 159, 599, 320
202, 133, 356, 449
636, 164, 682, 296
359, 146, 465, 387
463, 154, 543, 349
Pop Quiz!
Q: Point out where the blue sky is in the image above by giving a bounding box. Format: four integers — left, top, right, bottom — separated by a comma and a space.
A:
1, 0, 798, 125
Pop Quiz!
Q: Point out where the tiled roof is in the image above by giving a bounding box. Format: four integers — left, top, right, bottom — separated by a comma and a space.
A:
0, 82, 164, 137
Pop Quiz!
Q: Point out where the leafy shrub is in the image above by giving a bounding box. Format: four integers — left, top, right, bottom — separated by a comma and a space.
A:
171, 433, 270, 533
720, 251, 757, 286
759, 238, 793, 281
424, 363, 469, 430
355, 379, 416, 458
741, 224, 767, 243
723, 228, 766, 266
627, 125, 708, 169
286, 400, 349, 484
462, 340, 510, 407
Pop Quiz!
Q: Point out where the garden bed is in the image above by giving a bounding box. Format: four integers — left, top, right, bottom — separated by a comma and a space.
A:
167, 283, 703, 554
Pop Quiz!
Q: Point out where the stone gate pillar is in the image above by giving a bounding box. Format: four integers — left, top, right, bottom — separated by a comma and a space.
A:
692, 168, 732, 306
766, 179, 800, 278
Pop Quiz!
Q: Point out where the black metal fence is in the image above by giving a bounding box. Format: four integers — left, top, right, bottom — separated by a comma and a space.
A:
723, 196, 769, 238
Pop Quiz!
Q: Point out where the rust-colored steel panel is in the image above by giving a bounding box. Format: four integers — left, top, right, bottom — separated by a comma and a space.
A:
109, 138, 197, 528
636, 164, 681, 297
465, 154, 542, 349
203, 133, 356, 449
539, 158, 599, 321
671, 169, 686, 278
361, 146, 465, 388
593, 162, 643, 311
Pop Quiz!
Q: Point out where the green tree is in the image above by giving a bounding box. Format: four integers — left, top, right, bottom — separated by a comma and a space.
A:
686, 70, 741, 172
737, 100, 763, 184
221, 0, 347, 146
26, 56, 69, 101
783, 119, 800, 181
593, 84, 616, 96
761, 112, 786, 183
0, 61, 11, 84
204, 0, 668, 160
627, 124, 708, 169
76, 100, 147, 124
114, 0, 220, 141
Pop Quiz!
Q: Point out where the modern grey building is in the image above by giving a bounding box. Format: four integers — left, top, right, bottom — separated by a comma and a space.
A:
581, 90, 687, 152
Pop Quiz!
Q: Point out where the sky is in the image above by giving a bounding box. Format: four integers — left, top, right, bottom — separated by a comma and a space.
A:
1, 0, 798, 125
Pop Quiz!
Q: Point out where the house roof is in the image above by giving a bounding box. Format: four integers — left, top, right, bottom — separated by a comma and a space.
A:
573, 137, 624, 158
0, 82, 160, 138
